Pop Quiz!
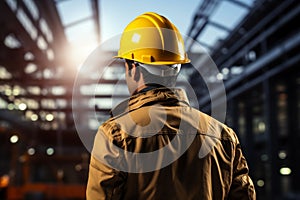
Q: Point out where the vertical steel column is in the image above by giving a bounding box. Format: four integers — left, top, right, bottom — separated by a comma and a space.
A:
263, 78, 279, 199
287, 71, 300, 194
244, 95, 255, 173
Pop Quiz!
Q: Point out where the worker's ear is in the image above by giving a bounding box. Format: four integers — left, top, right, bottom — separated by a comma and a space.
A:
131, 63, 140, 81
125, 61, 131, 76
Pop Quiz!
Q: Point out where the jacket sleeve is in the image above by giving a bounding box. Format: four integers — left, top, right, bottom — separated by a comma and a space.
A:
86, 155, 126, 200
228, 141, 256, 200
86, 125, 127, 200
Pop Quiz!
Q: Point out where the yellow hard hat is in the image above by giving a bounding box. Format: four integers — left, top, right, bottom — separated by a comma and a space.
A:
116, 12, 190, 65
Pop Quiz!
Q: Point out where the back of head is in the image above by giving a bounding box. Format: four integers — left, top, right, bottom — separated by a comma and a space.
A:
117, 12, 191, 87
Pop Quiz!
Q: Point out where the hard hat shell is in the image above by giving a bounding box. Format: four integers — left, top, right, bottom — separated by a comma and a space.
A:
116, 12, 190, 65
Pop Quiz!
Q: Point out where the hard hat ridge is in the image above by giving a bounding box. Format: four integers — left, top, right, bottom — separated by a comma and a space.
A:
116, 12, 190, 65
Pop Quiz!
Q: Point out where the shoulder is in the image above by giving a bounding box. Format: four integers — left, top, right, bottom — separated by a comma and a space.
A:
97, 119, 124, 142
197, 110, 239, 144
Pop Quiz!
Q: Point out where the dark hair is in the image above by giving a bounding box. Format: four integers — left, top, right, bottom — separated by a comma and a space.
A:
125, 59, 178, 87
125, 59, 135, 76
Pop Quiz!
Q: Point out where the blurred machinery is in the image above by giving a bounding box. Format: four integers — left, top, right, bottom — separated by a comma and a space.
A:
187, 0, 300, 199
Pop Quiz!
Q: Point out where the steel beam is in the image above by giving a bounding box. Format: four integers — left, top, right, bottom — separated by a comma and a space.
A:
198, 31, 300, 107
213, 0, 295, 65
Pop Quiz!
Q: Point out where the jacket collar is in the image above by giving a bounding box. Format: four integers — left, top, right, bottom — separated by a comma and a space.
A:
110, 87, 190, 117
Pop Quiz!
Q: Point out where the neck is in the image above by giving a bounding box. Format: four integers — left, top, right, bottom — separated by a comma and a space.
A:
133, 84, 164, 95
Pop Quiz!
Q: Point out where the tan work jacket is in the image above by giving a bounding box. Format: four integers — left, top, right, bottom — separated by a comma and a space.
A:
87, 88, 256, 200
